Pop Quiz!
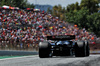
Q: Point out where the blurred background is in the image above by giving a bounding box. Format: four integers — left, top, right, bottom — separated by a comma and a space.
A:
0, 0, 100, 51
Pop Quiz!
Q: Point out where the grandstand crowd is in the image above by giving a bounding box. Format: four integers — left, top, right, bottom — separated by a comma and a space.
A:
0, 8, 99, 49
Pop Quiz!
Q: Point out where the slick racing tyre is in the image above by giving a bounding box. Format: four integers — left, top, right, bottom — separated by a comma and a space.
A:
85, 41, 90, 56
75, 41, 86, 57
39, 41, 51, 58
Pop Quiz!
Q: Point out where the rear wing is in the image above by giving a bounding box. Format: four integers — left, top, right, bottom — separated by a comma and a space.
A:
47, 35, 75, 40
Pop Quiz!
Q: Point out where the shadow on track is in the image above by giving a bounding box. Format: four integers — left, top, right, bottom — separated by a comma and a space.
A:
43, 55, 89, 58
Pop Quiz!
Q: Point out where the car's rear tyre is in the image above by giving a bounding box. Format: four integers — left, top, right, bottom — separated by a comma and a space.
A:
39, 41, 51, 58
75, 41, 86, 57
85, 41, 90, 56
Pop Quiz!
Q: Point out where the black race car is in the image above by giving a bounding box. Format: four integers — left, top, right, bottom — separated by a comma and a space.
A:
39, 35, 90, 58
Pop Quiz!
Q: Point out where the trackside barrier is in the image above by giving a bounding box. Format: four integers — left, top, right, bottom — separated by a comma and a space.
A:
0, 50, 38, 56
90, 51, 100, 54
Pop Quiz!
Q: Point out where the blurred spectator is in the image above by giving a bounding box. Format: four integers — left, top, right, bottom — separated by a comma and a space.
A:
0, 8, 98, 50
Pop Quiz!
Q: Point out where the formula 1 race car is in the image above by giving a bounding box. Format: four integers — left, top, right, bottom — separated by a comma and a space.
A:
39, 35, 90, 58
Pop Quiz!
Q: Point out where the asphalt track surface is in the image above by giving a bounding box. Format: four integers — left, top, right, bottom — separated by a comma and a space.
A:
0, 55, 100, 66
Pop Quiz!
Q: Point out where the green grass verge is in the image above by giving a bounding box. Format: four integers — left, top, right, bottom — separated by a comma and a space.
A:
0, 56, 25, 59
